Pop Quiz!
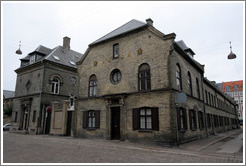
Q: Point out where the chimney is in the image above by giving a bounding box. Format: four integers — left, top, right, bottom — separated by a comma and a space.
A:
63, 36, 70, 50
146, 18, 153, 26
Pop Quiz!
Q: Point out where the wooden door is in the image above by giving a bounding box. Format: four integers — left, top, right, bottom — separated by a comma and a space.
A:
111, 107, 120, 139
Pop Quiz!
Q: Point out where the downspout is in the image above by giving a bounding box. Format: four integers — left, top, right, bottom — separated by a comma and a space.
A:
38, 60, 45, 134
201, 74, 209, 137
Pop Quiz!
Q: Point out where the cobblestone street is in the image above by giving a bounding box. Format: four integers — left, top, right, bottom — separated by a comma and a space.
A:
2, 129, 243, 164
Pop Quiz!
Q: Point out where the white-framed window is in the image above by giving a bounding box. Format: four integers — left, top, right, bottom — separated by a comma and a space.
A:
51, 77, 60, 94
88, 111, 96, 128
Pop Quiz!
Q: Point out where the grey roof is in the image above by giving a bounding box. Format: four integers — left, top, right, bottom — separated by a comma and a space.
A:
20, 45, 52, 60
176, 40, 195, 55
19, 45, 83, 69
90, 19, 147, 46
3, 90, 15, 99
45, 46, 83, 68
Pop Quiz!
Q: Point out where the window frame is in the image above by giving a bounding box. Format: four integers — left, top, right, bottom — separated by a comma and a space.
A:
196, 78, 200, 99
132, 107, 159, 131
138, 63, 151, 91
113, 43, 119, 59
83, 110, 100, 129
198, 111, 204, 130
176, 64, 182, 91
88, 75, 97, 97
187, 72, 193, 96
110, 69, 121, 84
51, 76, 60, 94
177, 107, 187, 131
189, 109, 197, 130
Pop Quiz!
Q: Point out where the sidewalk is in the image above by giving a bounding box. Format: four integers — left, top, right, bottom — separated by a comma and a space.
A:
179, 128, 243, 152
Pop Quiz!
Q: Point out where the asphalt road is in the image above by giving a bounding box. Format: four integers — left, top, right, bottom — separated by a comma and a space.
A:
2, 129, 243, 163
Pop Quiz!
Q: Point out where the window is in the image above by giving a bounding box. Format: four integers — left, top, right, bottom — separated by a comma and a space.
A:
198, 111, 204, 129
187, 72, 192, 96
225, 86, 231, 92
196, 78, 200, 99
208, 92, 211, 105
189, 109, 197, 130
83, 110, 100, 129
205, 90, 208, 104
113, 43, 119, 58
140, 108, 152, 129
89, 75, 97, 97
132, 107, 159, 131
30, 55, 36, 64
234, 85, 239, 91
207, 113, 211, 128
177, 107, 187, 131
138, 63, 151, 91
176, 64, 182, 91
51, 77, 60, 94
32, 110, 36, 122
110, 69, 121, 84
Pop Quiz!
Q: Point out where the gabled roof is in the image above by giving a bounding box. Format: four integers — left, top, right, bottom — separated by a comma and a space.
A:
89, 19, 147, 46
3, 90, 15, 99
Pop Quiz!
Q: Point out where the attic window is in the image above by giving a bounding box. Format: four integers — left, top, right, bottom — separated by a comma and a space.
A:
69, 60, 76, 66
53, 55, 60, 61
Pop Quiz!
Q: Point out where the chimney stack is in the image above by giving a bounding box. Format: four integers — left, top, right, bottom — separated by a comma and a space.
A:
146, 18, 153, 26
63, 36, 70, 50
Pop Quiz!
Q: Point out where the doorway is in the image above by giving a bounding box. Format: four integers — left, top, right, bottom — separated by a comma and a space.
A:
66, 111, 73, 136
111, 107, 120, 139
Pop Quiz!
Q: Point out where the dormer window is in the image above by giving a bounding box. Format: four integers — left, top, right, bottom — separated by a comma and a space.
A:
30, 55, 36, 64
113, 43, 119, 58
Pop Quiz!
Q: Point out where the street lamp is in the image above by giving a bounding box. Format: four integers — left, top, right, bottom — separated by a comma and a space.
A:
227, 41, 236, 59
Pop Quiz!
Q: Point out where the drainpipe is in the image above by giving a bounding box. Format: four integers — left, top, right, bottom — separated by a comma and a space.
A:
201, 75, 209, 137
38, 61, 45, 134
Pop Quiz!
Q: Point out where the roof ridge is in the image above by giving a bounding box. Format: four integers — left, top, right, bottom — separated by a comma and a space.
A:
90, 19, 147, 46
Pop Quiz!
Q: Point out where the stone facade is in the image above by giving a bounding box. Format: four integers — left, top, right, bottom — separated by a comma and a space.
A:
75, 19, 238, 145
10, 37, 83, 134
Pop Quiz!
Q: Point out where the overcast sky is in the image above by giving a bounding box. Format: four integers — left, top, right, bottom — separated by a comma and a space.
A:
1, 1, 244, 91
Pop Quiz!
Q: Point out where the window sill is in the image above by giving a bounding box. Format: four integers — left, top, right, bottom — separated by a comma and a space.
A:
191, 129, 197, 131
179, 129, 187, 132
138, 130, 153, 132
86, 128, 97, 130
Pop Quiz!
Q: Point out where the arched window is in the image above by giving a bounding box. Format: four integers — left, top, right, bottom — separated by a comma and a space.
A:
89, 75, 97, 97
196, 78, 200, 99
187, 72, 192, 96
51, 76, 60, 94
176, 64, 182, 91
138, 63, 151, 91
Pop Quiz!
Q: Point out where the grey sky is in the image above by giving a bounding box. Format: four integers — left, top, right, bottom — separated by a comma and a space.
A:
2, 1, 244, 91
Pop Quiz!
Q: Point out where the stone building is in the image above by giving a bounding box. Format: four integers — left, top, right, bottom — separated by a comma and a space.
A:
74, 18, 238, 145
217, 80, 243, 124
10, 37, 83, 135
